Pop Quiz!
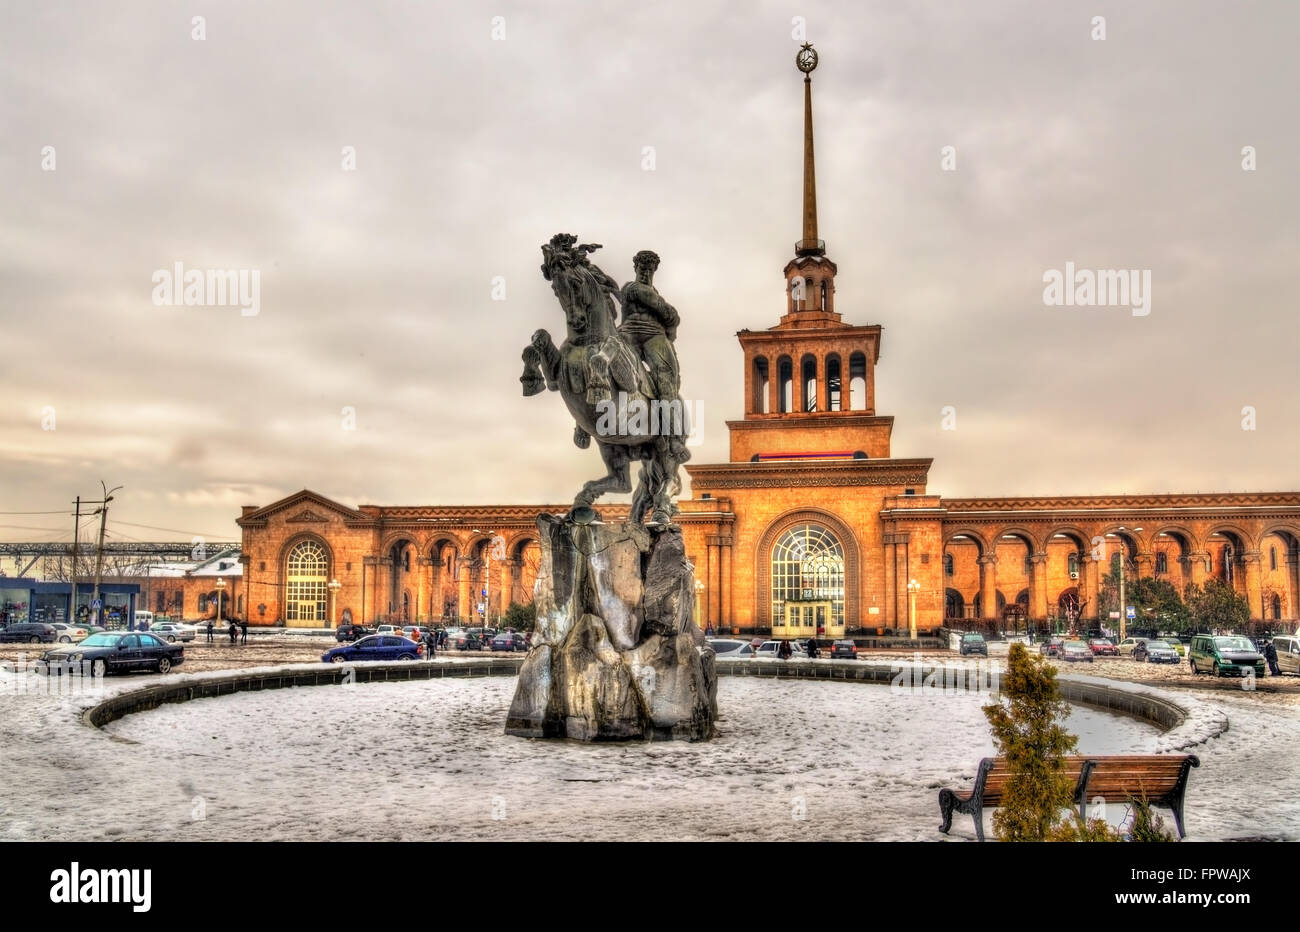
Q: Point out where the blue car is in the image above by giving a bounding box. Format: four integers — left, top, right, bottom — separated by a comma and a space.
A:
321, 635, 423, 663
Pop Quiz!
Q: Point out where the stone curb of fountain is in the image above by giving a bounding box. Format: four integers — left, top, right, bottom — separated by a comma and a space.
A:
79, 656, 1229, 753
713, 658, 1229, 751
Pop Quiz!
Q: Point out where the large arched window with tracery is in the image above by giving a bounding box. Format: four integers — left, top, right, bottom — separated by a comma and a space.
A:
770, 524, 845, 629
285, 540, 328, 622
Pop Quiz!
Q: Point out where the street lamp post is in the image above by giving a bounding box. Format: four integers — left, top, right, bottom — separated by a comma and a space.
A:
214, 577, 226, 627
328, 578, 342, 628
907, 579, 921, 641
695, 579, 706, 634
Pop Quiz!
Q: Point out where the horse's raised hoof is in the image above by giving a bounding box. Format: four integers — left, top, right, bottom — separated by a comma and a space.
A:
569, 504, 599, 525
520, 371, 544, 396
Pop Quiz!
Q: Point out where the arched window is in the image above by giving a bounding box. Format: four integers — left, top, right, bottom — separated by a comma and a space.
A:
778, 357, 793, 413
752, 356, 770, 414
1223, 544, 1234, 584
801, 354, 818, 412
1155, 551, 1168, 575
790, 276, 806, 312
1272, 594, 1282, 620
848, 352, 867, 411
943, 553, 954, 576
1271, 546, 1277, 571
286, 540, 328, 623
820, 280, 828, 311
826, 354, 842, 411
770, 524, 845, 631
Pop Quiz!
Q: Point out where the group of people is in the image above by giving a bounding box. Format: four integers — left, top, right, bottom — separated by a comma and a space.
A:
776, 638, 819, 659
203, 618, 247, 645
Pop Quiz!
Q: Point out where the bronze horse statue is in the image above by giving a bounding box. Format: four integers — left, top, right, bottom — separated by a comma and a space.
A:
520, 235, 688, 525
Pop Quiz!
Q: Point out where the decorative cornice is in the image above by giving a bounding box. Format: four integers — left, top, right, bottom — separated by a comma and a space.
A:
724, 415, 893, 431
942, 492, 1300, 513
689, 458, 930, 490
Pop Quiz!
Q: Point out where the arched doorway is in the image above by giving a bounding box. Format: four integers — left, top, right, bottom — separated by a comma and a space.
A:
770, 523, 846, 639
385, 539, 416, 622
944, 588, 966, 622
285, 539, 329, 627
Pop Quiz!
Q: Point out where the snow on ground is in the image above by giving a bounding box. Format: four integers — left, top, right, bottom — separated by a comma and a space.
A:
0, 665, 1292, 842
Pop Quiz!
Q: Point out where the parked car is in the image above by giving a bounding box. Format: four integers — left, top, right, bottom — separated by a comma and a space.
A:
1189, 634, 1266, 678
36, 631, 184, 676
491, 631, 527, 652
958, 633, 988, 656
1088, 638, 1118, 656
0, 622, 57, 644
706, 638, 753, 658
448, 631, 483, 651
1059, 640, 1095, 663
150, 622, 197, 643
321, 635, 423, 663
1273, 635, 1300, 675
1133, 639, 1179, 663
376, 624, 401, 636
754, 640, 807, 659
49, 623, 90, 643
335, 624, 374, 642
1116, 637, 1149, 657
830, 639, 859, 659
1039, 636, 1066, 658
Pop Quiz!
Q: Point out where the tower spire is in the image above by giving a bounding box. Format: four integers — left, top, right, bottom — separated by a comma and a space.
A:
795, 42, 824, 257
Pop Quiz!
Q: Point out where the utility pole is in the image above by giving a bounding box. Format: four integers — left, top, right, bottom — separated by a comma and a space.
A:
68, 496, 81, 624
90, 482, 123, 626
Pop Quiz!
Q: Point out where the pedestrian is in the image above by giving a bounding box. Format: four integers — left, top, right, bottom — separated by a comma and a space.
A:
425, 627, 437, 659
206, 619, 214, 644
778, 639, 792, 660
240, 620, 248, 645
1265, 638, 1280, 676
228, 621, 237, 644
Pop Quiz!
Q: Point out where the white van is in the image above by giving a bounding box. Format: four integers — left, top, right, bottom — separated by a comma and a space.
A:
1273, 635, 1300, 675
133, 610, 154, 630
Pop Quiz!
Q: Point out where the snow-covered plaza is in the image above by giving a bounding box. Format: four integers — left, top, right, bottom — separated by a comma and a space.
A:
1, 663, 1294, 842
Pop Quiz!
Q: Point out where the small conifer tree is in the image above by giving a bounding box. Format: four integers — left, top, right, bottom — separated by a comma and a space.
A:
982, 643, 1080, 840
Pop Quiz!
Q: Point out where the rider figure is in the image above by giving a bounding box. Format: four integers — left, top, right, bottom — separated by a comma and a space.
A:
619, 250, 687, 458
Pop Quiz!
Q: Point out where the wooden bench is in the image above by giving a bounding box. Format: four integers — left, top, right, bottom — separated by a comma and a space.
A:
938, 754, 1199, 841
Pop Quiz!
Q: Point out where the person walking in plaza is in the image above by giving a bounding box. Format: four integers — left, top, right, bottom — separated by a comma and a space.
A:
228, 620, 237, 645
424, 627, 437, 660
1265, 638, 1280, 676
240, 619, 248, 645
206, 618, 214, 644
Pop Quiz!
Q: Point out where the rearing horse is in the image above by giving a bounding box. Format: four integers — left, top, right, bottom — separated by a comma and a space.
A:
520, 239, 687, 525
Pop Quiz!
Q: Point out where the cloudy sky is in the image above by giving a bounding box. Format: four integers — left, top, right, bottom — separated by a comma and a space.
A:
1, 0, 1296, 546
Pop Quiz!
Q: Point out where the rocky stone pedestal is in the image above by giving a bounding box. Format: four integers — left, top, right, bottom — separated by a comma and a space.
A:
505, 514, 718, 741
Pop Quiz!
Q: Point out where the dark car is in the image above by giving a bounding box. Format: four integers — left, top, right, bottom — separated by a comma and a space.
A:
36, 632, 184, 676
1039, 636, 1066, 658
1133, 639, 1179, 664
449, 631, 483, 651
491, 631, 527, 652
335, 624, 374, 642
321, 635, 423, 663
959, 633, 988, 656
0, 622, 58, 644
829, 639, 858, 659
